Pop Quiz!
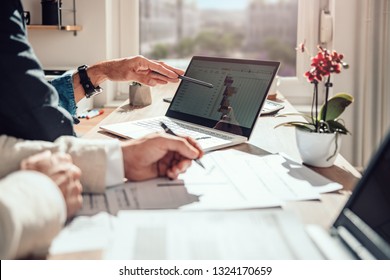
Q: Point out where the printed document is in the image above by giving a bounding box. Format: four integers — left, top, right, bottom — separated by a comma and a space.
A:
77, 150, 341, 216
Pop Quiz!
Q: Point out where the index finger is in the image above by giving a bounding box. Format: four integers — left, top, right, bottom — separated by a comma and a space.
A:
159, 134, 201, 160
149, 61, 180, 79
182, 136, 204, 158
158, 61, 185, 76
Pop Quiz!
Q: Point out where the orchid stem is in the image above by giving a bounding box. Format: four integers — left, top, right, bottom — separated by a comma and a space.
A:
314, 81, 319, 132
311, 82, 315, 130
323, 76, 331, 126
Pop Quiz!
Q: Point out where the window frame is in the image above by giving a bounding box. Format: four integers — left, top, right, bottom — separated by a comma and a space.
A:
279, 0, 326, 105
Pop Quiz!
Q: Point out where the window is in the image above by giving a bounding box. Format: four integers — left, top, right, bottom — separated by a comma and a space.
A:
117, 0, 324, 105
140, 0, 298, 77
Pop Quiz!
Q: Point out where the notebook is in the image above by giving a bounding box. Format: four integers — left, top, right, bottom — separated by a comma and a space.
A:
100, 56, 280, 152
105, 131, 390, 260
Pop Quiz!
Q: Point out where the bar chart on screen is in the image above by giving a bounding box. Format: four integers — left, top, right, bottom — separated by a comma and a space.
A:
172, 64, 273, 127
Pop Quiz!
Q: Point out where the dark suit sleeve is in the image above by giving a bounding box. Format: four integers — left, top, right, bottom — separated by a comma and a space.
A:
0, 0, 74, 142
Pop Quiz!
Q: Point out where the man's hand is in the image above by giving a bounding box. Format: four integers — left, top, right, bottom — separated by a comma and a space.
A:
121, 133, 203, 181
92, 55, 185, 86
111, 55, 185, 86
20, 151, 83, 218
73, 55, 185, 102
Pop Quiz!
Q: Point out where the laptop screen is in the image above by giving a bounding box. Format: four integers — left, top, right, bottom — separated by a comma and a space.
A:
334, 131, 390, 259
166, 56, 280, 138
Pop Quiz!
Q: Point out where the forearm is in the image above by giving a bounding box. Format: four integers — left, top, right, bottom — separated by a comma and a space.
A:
0, 135, 123, 193
71, 56, 183, 99
0, 171, 66, 259
72, 62, 109, 103
50, 61, 110, 116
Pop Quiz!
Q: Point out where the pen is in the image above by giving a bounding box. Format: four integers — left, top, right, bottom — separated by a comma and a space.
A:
160, 122, 205, 169
157, 182, 185, 187
152, 71, 213, 88
177, 75, 214, 88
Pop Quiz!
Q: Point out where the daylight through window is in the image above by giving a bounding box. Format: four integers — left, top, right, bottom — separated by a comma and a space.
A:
140, 0, 298, 76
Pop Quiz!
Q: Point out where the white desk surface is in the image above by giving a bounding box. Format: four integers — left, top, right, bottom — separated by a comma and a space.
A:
53, 83, 361, 260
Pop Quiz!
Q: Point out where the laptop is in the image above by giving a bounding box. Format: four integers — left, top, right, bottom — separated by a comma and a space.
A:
310, 130, 390, 260
104, 131, 390, 260
100, 56, 280, 152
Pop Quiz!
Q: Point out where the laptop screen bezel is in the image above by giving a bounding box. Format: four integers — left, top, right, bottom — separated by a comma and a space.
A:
165, 56, 280, 138
333, 131, 390, 259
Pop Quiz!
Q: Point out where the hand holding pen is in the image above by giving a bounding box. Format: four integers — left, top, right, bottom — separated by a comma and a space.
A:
160, 122, 205, 169
121, 133, 204, 181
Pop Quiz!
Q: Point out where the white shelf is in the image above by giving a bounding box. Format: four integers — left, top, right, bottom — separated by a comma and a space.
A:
27, 25, 82, 32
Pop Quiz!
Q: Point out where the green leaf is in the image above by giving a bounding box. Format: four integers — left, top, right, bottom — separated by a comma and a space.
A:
275, 112, 314, 123
274, 121, 316, 132
319, 92, 354, 121
326, 120, 350, 134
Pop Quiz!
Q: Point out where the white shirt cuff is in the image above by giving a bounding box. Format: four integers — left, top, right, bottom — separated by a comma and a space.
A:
104, 140, 124, 187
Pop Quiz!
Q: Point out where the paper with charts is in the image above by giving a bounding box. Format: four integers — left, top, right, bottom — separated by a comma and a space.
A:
78, 150, 342, 215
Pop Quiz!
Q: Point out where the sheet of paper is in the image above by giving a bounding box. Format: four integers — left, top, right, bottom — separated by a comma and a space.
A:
49, 212, 116, 255
231, 151, 342, 200
78, 176, 281, 216
182, 150, 341, 202
104, 210, 324, 260
78, 179, 201, 215
277, 152, 343, 194
177, 152, 283, 210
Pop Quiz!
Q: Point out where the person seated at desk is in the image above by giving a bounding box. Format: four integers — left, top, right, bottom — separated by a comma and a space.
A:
0, 1, 204, 259
0, 3, 202, 188
0, 0, 184, 142
0, 132, 202, 259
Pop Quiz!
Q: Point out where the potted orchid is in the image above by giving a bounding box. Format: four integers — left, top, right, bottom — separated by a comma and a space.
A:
275, 44, 353, 167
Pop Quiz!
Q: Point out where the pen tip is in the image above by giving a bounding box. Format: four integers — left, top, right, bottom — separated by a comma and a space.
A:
196, 159, 206, 169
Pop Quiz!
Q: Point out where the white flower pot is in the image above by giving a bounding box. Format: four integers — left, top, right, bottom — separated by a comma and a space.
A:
295, 128, 342, 168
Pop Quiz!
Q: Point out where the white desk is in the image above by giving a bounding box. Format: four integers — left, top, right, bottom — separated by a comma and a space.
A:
51, 84, 361, 259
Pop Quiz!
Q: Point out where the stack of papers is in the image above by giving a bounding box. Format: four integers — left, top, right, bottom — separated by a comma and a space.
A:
77, 150, 341, 215
52, 150, 342, 257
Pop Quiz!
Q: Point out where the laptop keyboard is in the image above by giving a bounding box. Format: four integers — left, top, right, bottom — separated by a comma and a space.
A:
134, 118, 234, 141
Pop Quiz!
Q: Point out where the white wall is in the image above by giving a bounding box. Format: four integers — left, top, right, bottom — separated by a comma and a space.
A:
22, 0, 108, 66
327, 0, 358, 166
21, 0, 125, 107
330, 0, 390, 168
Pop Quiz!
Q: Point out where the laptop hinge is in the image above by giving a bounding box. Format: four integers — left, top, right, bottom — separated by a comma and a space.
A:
305, 225, 355, 260
172, 118, 248, 140
336, 226, 376, 260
